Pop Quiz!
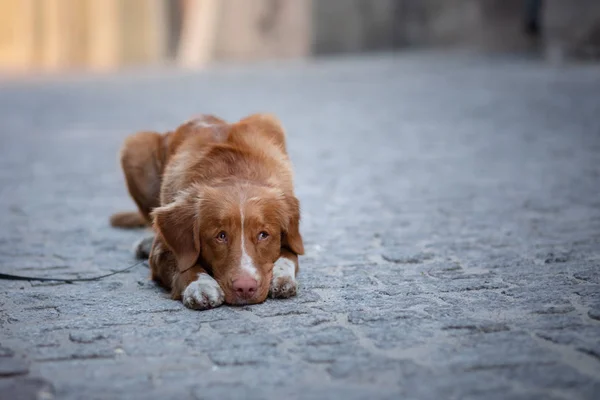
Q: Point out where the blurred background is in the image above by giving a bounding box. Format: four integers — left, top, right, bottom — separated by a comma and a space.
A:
0, 0, 599, 75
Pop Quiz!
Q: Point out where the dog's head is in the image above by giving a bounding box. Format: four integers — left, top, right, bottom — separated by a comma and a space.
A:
152, 183, 304, 305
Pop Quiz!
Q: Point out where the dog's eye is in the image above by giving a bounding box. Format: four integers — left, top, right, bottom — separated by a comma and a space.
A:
257, 231, 269, 241
216, 231, 227, 242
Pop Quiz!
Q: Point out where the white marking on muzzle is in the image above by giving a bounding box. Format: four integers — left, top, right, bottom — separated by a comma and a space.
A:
239, 207, 259, 280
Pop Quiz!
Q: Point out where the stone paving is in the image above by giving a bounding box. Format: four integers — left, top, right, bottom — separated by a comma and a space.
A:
0, 52, 599, 400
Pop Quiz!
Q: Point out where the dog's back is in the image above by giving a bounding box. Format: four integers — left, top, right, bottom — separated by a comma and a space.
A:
110, 113, 294, 228
159, 114, 294, 206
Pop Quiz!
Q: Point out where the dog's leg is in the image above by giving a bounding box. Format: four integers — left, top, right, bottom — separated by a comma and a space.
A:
149, 237, 224, 310
111, 131, 165, 227
133, 236, 155, 259
178, 270, 225, 310
110, 210, 148, 228
269, 249, 299, 299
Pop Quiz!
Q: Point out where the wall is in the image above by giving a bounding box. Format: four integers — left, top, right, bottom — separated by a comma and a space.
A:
214, 0, 312, 61
0, 0, 167, 73
1, 0, 599, 73
544, 0, 600, 60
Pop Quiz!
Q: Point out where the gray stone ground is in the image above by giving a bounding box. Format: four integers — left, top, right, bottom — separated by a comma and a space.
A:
0, 52, 599, 400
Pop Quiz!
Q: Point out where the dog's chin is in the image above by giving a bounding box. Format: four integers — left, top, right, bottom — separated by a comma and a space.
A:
224, 292, 269, 306
230, 298, 250, 306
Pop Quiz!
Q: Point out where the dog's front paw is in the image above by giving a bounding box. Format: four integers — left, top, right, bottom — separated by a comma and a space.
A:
269, 258, 297, 299
182, 274, 225, 310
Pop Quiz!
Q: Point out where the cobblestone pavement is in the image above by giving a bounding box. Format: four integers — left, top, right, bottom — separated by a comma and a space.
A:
1, 52, 599, 400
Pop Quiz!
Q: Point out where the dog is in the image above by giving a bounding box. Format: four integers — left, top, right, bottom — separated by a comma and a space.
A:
110, 114, 304, 310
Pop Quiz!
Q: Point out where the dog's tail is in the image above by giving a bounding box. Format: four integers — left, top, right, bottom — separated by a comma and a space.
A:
110, 211, 149, 229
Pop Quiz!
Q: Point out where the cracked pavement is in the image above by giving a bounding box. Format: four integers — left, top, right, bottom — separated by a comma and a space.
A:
0, 52, 599, 399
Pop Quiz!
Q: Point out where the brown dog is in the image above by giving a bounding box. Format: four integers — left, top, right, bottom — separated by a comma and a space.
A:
110, 114, 304, 310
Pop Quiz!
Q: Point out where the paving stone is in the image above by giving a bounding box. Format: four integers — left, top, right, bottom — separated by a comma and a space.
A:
68, 331, 110, 344
1, 52, 600, 398
296, 326, 358, 346
327, 355, 429, 385
0, 357, 29, 377
588, 303, 600, 321
493, 362, 600, 399
290, 342, 370, 364
0, 377, 55, 400
0, 345, 15, 357
381, 250, 435, 264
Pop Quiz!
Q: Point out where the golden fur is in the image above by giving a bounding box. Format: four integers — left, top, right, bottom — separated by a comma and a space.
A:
110, 113, 304, 307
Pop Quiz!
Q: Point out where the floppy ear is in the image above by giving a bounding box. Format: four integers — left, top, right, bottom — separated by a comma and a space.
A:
282, 195, 304, 255
238, 113, 287, 152
151, 195, 201, 272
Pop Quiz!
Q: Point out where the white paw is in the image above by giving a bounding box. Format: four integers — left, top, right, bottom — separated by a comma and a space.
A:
182, 274, 225, 310
269, 258, 297, 299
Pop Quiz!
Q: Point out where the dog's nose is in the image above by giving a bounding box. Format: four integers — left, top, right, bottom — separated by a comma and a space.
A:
232, 276, 258, 299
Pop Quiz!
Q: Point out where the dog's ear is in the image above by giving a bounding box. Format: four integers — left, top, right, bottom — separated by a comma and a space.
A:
282, 194, 304, 255
152, 195, 201, 272
237, 113, 287, 152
